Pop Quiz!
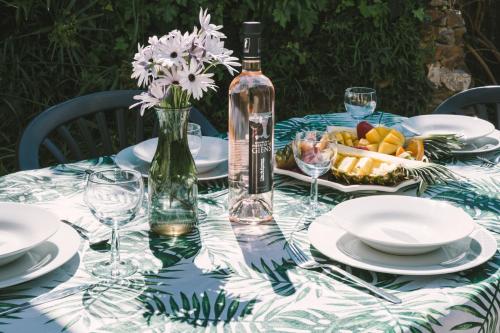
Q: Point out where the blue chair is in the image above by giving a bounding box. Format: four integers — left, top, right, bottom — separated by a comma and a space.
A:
18, 90, 219, 170
433, 85, 500, 129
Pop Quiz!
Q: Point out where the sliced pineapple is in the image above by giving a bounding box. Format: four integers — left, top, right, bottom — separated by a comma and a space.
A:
330, 152, 408, 186
352, 157, 373, 176
337, 156, 357, 173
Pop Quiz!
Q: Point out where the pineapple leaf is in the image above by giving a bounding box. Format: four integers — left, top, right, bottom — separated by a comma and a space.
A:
402, 162, 461, 195
417, 134, 465, 161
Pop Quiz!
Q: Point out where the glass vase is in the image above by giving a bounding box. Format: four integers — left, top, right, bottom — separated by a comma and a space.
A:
148, 106, 197, 236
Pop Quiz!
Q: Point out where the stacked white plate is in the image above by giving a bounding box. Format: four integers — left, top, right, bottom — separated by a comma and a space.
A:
115, 136, 228, 181
308, 196, 496, 275
0, 203, 80, 288
402, 115, 499, 154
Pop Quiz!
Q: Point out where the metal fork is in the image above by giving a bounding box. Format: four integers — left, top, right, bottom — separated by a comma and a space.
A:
477, 156, 498, 168
286, 241, 402, 304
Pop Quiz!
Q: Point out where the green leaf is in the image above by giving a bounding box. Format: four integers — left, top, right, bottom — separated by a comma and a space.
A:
450, 322, 483, 330
202, 292, 210, 320
449, 304, 484, 318
226, 300, 239, 322
214, 291, 226, 320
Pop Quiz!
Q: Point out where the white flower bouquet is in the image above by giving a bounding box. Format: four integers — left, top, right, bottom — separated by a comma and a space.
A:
130, 8, 240, 114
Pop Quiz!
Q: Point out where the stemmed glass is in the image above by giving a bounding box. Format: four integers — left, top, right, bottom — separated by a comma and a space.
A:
84, 169, 144, 279
344, 87, 377, 122
188, 123, 202, 158
292, 131, 337, 215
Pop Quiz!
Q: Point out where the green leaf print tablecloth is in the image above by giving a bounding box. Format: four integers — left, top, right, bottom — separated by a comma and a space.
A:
0, 112, 499, 333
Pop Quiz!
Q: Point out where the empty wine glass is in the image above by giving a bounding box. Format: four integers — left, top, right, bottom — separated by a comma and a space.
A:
188, 123, 202, 158
84, 169, 144, 279
344, 87, 377, 121
292, 131, 337, 215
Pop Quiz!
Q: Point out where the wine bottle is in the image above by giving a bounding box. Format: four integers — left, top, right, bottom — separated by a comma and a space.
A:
228, 22, 275, 224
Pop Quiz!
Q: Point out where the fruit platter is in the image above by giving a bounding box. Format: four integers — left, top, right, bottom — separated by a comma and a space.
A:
275, 121, 459, 193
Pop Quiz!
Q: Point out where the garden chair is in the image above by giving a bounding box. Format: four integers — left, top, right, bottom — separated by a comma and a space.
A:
18, 90, 219, 170
433, 85, 500, 129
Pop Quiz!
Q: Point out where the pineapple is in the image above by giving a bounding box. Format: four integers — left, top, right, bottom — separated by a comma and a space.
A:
330, 153, 408, 186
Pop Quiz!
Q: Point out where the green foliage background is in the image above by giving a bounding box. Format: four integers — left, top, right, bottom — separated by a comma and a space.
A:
0, 0, 431, 175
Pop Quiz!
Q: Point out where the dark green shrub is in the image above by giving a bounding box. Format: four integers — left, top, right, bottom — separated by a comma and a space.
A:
0, 0, 430, 175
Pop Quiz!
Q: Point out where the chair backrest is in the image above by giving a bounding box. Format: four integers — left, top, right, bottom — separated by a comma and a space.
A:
18, 90, 220, 170
433, 85, 500, 129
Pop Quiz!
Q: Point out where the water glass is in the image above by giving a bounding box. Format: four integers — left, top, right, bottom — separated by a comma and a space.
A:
344, 87, 377, 121
188, 123, 202, 158
292, 131, 337, 214
84, 169, 144, 279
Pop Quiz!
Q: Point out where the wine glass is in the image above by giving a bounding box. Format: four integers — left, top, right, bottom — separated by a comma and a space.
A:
292, 131, 337, 215
84, 169, 144, 279
188, 123, 202, 158
344, 87, 377, 121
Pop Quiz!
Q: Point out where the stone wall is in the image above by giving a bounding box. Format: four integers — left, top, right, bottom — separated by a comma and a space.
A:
423, 0, 471, 112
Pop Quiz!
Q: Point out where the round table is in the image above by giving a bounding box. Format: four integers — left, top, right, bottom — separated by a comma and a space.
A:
0, 112, 499, 332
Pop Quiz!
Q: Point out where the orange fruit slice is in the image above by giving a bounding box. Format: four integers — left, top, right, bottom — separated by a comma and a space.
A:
395, 146, 406, 156
406, 138, 425, 160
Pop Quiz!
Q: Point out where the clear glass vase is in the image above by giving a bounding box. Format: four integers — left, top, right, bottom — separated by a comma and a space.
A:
148, 106, 198, 236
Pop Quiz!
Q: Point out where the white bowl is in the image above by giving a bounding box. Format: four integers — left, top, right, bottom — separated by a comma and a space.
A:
133, 136, 228, 174
402, 114, 494, 141
332, 196, 475, 255
0, 203, 60, 266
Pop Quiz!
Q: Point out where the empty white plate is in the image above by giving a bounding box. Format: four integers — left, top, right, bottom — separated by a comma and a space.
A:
333, 196, 475, 255
0, 222, 80, 288
402, 115, 494, 141
0, 203, 60, 266
308, 213, 496, 275
133, 137, 228, 174
115, 145, 228, 181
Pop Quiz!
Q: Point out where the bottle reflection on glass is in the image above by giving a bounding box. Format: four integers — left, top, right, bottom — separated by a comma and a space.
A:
228, 22, 275, 224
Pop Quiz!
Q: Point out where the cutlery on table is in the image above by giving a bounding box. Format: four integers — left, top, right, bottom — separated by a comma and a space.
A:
286, 241, 402, 304
0, 283, 98, 316
476, 156, 499, 168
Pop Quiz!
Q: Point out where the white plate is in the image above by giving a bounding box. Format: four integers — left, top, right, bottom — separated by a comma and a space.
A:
274, 167, 419, 193
452, 130, 500, 154
0, 203, 60, 266
333, 196, 475, 255
402, 115, 495, 141
308, 213, 497, 275
115, 145, 228, 181
0, 222, 80, 288
133, 137, 228, 174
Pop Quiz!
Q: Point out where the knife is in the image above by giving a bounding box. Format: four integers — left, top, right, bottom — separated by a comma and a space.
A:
0, 283, 97, 317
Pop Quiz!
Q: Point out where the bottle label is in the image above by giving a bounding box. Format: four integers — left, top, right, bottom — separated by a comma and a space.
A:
248, 113, 273, 194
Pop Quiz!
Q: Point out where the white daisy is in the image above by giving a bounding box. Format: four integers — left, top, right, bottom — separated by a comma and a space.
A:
161, 68, 181, 85
130, 80, 170, 115
217, 51, 241, 76
131, 44, 154, 87
204, 35, 225, 58
199, 8, 225, 38
179, 59, 216, 100
157, 36, 186, 68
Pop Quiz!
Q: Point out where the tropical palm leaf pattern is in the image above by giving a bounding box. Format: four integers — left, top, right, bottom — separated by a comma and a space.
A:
0, 112, 499, 332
